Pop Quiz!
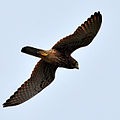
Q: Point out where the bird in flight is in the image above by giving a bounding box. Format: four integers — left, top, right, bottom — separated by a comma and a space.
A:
3, 11, 102, 107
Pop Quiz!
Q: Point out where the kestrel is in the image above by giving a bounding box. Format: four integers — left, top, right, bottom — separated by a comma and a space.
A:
3, 11, 102, 107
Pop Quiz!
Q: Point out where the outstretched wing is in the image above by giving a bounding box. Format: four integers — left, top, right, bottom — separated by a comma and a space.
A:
3, 60, 57, 107
52, 11, 102, 55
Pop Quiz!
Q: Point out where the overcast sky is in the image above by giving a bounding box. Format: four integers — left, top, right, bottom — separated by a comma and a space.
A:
0, 0, 120, 120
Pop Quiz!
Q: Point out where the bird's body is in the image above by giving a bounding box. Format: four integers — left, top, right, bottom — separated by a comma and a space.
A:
3, 11, 102, 107
22, 46, 78, 69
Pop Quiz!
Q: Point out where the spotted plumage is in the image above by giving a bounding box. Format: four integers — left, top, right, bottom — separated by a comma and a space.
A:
3, 11, 102, 107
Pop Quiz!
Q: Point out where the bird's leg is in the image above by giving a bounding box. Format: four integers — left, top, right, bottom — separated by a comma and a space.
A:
38, 52, 48, 57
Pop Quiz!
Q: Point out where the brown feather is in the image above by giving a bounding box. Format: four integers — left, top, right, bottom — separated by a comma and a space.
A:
3, 60, 57, 107
52, 11, 102, 55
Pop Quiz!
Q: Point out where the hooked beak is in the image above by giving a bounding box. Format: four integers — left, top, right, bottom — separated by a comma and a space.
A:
75, 62, 79, 69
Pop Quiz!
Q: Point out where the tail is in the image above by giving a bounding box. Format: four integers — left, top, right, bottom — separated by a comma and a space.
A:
21, 46, 47, 58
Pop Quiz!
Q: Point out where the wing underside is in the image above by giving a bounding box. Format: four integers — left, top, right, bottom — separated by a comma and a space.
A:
3, 60, 57, 107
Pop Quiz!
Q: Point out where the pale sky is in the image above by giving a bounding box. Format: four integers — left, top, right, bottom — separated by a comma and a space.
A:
0, 0, 120, 120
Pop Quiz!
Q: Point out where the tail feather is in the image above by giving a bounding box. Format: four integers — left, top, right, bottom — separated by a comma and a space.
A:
21, 46, 45, 58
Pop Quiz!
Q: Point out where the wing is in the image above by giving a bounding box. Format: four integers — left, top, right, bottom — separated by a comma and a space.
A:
3, 60, 57, 107
52, 11, 102, 55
